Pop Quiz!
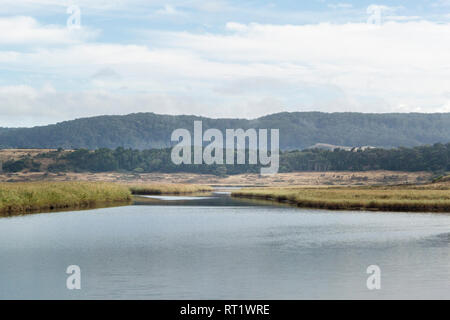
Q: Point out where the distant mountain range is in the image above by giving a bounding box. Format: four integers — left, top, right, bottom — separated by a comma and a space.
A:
0, 112, 449, 150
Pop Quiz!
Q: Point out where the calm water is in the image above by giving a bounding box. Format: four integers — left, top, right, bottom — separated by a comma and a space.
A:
0, 193, 449, 299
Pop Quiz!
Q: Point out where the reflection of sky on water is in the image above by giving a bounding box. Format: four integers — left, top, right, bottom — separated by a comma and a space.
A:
139, 195, 217, 201
0, 194, 449, 300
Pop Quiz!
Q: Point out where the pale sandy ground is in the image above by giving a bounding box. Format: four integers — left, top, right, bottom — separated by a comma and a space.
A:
0, 149, 433, 186
0, 149, 56, 162
0, 170, 432, 186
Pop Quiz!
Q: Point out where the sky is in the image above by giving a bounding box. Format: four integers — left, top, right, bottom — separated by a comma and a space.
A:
0, 0, 449, 127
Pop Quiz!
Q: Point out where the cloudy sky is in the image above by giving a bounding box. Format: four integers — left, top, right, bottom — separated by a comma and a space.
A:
1, 0, 449, 127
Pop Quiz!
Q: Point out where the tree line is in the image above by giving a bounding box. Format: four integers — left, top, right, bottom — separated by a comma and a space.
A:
2, 143, 449, 176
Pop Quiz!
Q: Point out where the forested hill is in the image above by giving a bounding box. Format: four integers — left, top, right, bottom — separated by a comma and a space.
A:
0, 112, 449, 150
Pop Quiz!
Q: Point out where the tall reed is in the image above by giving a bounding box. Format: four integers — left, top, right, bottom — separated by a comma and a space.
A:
232, 186, 450, 212
0, 182, 131, 214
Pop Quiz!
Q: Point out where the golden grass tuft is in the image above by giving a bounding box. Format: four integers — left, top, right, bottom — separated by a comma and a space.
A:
0, 182, 132, 214
128, 183, 213, 195
0, 182, 212, 215
232, 185, 450, 212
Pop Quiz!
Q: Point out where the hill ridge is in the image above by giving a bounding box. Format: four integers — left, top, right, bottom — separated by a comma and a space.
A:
0, 111, 449, 150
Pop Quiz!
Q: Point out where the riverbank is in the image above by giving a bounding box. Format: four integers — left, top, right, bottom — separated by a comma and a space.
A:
231, 183, 450, 212
129, 184, 212, 195
0, 170, 432, 186
0, 182, 132, 215
0, 182, 212, 215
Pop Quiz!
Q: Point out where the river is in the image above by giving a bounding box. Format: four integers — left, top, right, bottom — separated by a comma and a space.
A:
0, 192, 449, 299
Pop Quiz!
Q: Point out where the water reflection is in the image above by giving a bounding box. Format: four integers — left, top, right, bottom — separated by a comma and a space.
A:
0, 201, 132, 219
1, 192, 450, 299
138, 195, 218, 201
133, 192, 267, 207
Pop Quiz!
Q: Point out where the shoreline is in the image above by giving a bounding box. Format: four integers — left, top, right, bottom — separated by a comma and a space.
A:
0, 170, 432, 187
0, 182, 212, 216
2, 179, 449, 216
231, 184, 450, 213
0, 182, 132, 216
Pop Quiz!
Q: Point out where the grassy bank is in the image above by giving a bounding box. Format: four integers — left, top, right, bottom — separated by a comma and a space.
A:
0, 182, 212, 215
232, 185, 450, 212
129, 183, 213, 195
0, 182, 132, 215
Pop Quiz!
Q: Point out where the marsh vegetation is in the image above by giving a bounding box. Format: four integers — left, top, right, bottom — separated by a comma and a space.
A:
0, 182, 211, 215
232, 182, 450, 212
0, 182, 131, 215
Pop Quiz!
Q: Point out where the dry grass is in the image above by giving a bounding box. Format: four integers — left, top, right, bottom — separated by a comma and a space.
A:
0, 182, 131, 214
232, 184, 450, 212
0, 170, 432, 187
129, 183, 213, 195
0, 149, 57, 162
0, 181, 212, 215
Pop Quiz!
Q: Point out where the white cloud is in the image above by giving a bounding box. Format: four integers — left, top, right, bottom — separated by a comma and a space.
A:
91, 67, 122, 80
0, 0, 141, 11
0, 16, 98, 45
385, 15, 421, 21
1, 19, 450, 125
156, 5, 180, 15
0, 0, 234, 15
0, 85, 241, 127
